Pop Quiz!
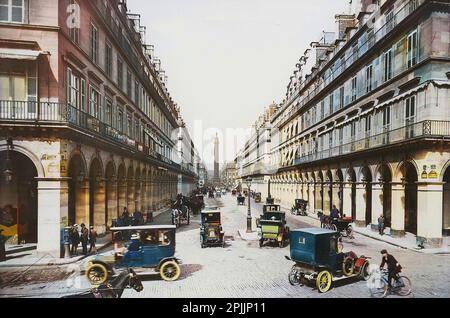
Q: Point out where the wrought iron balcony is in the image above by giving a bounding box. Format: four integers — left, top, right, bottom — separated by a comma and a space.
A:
0, 100, 187, 173
293, 120, 450, 166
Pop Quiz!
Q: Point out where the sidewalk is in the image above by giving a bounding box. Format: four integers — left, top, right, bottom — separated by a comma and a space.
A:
256, 200, 450, 254
0, 206, 172, 268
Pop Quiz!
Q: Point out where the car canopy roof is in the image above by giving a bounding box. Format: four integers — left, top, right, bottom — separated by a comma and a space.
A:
111, 225, 176, 231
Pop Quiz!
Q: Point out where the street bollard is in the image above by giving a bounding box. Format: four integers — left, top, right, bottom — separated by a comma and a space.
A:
63, 227, 71, 259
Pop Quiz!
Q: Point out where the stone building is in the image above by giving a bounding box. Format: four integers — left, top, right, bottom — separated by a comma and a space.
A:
244, 0, 450, 247
0, 0, 198, 255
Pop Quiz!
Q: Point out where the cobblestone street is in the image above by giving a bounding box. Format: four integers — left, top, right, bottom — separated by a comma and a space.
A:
1, 194, 449, 298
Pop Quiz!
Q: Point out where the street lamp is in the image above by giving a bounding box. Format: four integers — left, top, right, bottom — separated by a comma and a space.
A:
246, 178, 253, 233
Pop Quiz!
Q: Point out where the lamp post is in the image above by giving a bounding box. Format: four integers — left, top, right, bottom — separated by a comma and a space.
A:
246, 178, 253, 233
3, 138, 14, 183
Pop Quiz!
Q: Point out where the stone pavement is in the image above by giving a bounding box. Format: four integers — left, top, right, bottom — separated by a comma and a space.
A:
0, 195, 449, 298
273, 202, 450, 254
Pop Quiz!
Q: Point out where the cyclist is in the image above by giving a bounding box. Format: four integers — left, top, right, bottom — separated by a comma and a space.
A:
380, 249, 403, 290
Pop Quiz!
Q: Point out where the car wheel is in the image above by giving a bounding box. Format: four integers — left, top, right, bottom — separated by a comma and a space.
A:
86, 263, 109, 286
160, 261, 181, 281
360, 261, 371, 281
288, 266, 302, 286
342, 257, 355, 277
316, 270, 333, 293
259, 239, 264, 248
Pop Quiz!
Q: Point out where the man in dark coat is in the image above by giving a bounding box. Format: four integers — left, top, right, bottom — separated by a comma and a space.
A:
70, 225, 80, 256
80, 224, 89, 255
380, 249, 402, 289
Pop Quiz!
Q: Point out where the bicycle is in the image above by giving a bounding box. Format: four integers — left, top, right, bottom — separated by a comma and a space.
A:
369, 269, 412, 298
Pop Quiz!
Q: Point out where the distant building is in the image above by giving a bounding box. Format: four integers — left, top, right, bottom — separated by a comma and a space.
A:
213, 133, 220, 184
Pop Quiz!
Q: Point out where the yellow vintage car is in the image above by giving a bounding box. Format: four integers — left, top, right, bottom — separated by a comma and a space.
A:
257, 205, 290, 248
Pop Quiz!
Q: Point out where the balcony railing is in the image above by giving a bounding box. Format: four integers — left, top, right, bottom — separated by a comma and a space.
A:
0, 100, 186, 172
293, 120, 450, 166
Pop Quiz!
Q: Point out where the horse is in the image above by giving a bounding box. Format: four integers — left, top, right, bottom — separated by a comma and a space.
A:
62, 268, 143, 298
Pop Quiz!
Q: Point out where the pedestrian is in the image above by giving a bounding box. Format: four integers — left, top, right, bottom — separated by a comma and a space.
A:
80, 223, 89, 255
378, 214, 385, 236
0, 229, 6, 262
88, 226, 98, 254
70, 225, 80, 256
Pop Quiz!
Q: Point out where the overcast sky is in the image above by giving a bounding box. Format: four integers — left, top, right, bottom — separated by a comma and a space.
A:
128, 0, 350, 168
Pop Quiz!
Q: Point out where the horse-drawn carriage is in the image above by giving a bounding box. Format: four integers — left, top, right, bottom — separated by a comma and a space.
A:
85, 225, 182, 286
286, 228, 370, 293
291, 199, 308, 216
171, 196, 191, 228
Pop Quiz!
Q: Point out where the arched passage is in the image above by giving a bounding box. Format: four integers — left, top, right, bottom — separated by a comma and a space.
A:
0, 150, 38, 243
380, 164, 393, 228
403, 162, 418, 235
362, 166, 373, 226
68, 154, 87, 227
89, 158, 105, 232
443, 166, 450, 235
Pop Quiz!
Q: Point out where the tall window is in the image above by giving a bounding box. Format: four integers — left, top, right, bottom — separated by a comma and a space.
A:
90, 23, 99, 64
67, 68, 80, 108
89, 85, 100, 118
117, 57, 123, 90
351, 76, 357, 102
407, 30, 418, 68
339, 86, 345, 109
365, 65, 373, 93
126, 69, 132, 97
0, 0, 25, 23
383, 49, 393, 82
386, 10, 395, 33
68, 0, 79, 43
382, 106, 391, 129
105, 42, 112, 77
365, 115, 372, 135
405, 95, 416, 124
134, 80, 139, 106
118, 108, 124, 132
329, 94, 334, 115
105, 97, 113, 125
127, 114, 133, 137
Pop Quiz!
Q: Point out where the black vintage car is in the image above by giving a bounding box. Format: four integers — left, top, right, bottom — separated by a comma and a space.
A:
200, 210, 225, 248
237, 194, 245, 205
291, 199, 308, 216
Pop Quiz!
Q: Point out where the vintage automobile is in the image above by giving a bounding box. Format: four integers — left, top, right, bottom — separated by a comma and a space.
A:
208, 190, 215, 198
254, 193, 262, 203
257, 204, 290, 248
85, 225, 182, 285
285, 228, 370, 293
200, 210, 225, 248
231, 189, 237, 196
321, 214, 354, 238
237, 194, 246, 205
291, 199, 308, 216
215, 191, 222, 198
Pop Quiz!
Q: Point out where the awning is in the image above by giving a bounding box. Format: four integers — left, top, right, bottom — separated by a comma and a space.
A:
375, 83, 428, 110
0, 48, 49, 60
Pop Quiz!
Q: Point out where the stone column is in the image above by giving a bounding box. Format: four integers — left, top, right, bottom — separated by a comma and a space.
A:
332, 182, 341, 213
343, 182, 353, 216
93, 179, 106, 234
417, 182, 444, 247
355, 182, 366, 227
323, 182, 332, 214
37, 178, 69, 257
309, 183, 315, 213
391, 182, 405, 237
371, 182, 384, 230
107, 179, 118, 225
77, 180, 90, 226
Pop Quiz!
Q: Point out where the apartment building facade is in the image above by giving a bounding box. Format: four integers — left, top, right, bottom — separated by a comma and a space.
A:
268, 0, 450, 247
0, 0, 198, 255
